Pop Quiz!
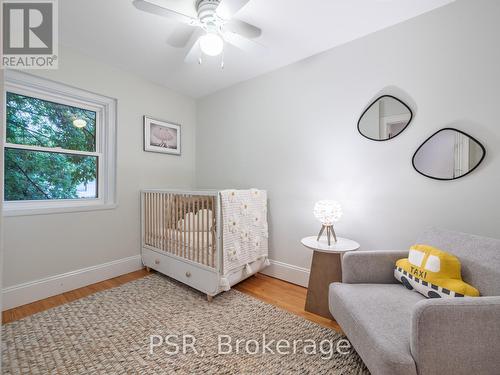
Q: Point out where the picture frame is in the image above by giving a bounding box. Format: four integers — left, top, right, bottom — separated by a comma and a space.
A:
143, 116, 181, 155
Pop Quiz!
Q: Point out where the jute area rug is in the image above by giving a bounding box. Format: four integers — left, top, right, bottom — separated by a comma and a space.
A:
2, 273, 369, 374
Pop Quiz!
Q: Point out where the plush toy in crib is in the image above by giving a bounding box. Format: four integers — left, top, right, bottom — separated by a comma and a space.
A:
177, 209, 213, 231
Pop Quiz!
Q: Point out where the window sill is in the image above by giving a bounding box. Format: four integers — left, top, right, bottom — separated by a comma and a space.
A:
2, 202, 118, 217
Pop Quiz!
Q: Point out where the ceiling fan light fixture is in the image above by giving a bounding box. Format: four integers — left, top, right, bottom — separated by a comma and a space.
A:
199, 32, 224, 56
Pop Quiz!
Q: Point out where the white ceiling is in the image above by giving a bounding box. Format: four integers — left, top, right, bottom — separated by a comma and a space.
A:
60, 0, 455, 98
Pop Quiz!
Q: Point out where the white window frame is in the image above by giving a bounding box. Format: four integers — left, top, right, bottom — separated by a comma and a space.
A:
3, 70, 117, 216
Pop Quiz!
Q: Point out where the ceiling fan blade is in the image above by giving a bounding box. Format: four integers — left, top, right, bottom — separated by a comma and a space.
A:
224, 19, 261, 39
133, 0, 197, 25
167, 24, 196, 48
223, 31, 264, 53
216, 0, 250, 20
184, 38, 202, 64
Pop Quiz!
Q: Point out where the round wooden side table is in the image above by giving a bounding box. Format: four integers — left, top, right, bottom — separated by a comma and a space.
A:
301, 236, 360, 319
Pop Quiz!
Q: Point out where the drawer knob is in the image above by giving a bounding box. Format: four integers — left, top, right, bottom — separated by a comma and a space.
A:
185, 271, 191, 278
154, 259, 160, 265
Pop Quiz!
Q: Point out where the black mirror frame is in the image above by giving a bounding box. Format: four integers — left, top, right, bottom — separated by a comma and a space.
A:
412, 127, 486, 181
357, 94, 414, 141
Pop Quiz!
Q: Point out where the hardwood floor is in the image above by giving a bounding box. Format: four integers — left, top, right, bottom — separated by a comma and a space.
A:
235, 273, 341, 331
2, 269, 150, 324
2, 270, 341, 332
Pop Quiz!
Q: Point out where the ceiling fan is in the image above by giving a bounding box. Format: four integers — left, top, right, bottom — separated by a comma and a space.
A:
132, 0, 262, 66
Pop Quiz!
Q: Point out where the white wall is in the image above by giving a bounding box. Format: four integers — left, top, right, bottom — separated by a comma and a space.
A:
3, 46, 196, 290
196, 0, 500, 283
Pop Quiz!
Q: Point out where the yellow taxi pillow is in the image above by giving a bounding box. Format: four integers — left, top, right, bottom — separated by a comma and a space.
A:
394, 244, 479, 298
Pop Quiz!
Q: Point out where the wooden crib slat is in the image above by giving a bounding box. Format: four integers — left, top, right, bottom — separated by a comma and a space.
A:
178, 194, 182, 258
179, 195, 182, 257
211, 195, 216, 268
159, 193, 161, 249
199, 198, 203, 265
159, 193, 162, 250
185, 195, 189, 260
168, 193, 172, 255
164, 193, 170, 252
154, 193, 157, 249
206, 196, 210, 266
173, 193, 177, 256
150, 192, 154, 248
199, 197, 204, 265
144, 193, 148, 245
170, 195, 177, 255
193, 198, 196, 262
188, 196, 192, 261
200, 198, 204, 265
211, 196, 214, 268
153, 193, 156, 249
193, 197, 196, 261
197, 197, 201, 265
158, 193, 161, 249
185, 196, 188, 259
162, 193, 166, 251
148, 193, 151, 246
168, 193, 173, 254
161, 193, 164, 250
194, 199, 200, 264
150, 193, 154, 248
149, 192, 152, 247
180, 195, 183, 257
157, 193, 161, 250
205, 195, 208, 267
182, 195, 186, 259
148, 193, 153, 245
157, 193, 161, 249
186, 195, 190, 260
202, 197, 206, 265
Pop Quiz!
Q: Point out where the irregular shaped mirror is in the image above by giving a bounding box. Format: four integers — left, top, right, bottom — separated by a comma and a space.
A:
358, 95, 413, 141
412, 128, 485, 180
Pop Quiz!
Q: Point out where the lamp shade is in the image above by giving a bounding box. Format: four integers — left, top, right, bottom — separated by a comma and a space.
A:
313, 200, 342, 225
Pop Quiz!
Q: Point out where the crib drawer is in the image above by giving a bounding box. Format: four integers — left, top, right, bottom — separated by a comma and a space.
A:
142, 247, 220, 295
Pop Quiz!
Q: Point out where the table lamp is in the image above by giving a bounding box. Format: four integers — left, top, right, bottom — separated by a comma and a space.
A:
313, 200, 343, 246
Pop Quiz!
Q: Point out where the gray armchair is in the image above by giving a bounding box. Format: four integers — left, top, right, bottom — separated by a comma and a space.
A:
329, 228, 500, 375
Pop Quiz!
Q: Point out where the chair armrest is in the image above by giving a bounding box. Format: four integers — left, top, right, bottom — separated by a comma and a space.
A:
341, 250, 408, 284
411, 297, 500, 375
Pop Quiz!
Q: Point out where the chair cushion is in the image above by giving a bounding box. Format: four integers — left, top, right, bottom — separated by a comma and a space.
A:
329, 283, 424, 375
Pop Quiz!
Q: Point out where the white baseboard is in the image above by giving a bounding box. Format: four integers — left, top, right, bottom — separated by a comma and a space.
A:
260, 259, 310, 287
2, 255, 143, 310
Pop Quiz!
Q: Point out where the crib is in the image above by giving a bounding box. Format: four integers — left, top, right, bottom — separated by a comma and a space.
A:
141, 189, 269, 300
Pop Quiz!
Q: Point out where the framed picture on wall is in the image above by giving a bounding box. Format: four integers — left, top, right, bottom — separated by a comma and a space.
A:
143, 116, 181, 155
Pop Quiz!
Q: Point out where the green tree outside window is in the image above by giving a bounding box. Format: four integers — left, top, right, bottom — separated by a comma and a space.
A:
5, 92, 98, 201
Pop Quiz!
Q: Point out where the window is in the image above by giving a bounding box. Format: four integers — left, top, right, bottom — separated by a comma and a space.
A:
3, 71, 117, 215
424, 255, 441, 273
408, 249, 425, 267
